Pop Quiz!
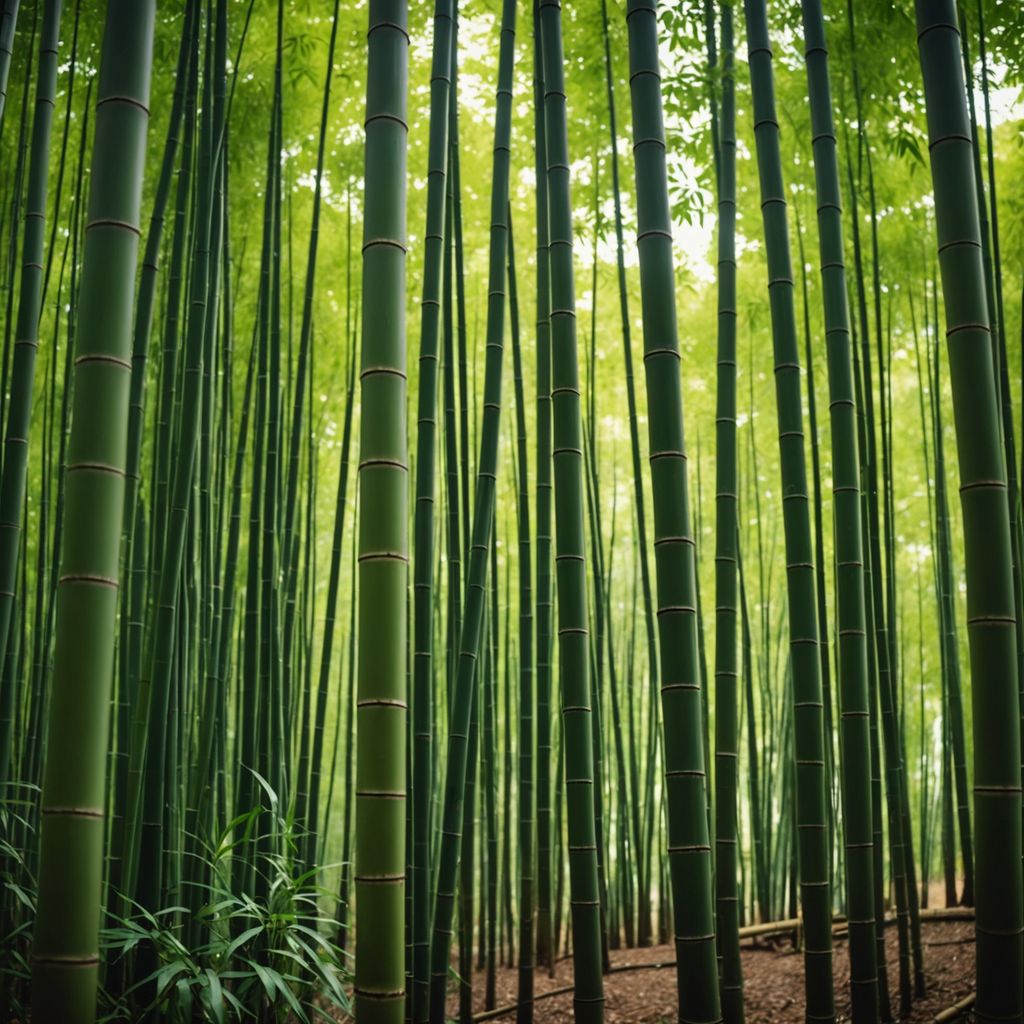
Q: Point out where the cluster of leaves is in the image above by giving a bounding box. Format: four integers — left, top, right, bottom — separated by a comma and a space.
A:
0, 785, 40, 1020
1, 782, 351, 1024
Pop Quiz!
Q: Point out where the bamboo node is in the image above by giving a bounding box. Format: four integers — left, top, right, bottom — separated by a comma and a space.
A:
86, 217, 141, 237
96, 94, 150, 116
41, 805, 104, 819
74, 353, 132, 370
59, 573, 119, 589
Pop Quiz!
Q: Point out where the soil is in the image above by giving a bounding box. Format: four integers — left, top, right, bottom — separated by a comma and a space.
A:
447, 917, 975, 1024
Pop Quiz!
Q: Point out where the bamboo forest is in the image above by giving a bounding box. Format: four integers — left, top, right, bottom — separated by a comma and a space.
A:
2, 0, 1024, 1021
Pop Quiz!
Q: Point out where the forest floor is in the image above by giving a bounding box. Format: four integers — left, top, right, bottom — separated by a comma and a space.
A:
436, 916, 975, 1024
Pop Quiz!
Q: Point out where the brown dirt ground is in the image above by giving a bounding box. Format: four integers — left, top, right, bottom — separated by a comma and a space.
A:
445, 917, 975, 1024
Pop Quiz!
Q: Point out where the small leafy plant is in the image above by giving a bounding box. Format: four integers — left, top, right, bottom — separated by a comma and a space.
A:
102, 782, 351, 1023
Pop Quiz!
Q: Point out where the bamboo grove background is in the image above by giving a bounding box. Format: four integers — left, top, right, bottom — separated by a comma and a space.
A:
0, 0, 1023, 1022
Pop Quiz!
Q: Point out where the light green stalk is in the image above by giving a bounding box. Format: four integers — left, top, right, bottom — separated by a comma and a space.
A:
31, 4, 156, 1021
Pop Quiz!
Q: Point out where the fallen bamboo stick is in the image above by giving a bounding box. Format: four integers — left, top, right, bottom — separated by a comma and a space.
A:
934, 992, 975, 1024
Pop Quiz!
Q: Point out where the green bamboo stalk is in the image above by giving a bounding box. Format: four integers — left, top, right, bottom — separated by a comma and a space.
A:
509, 209, 536, 1024
623, 2, 720, 1020
538, 1, 604, 1017
0, 0, 19, 132
799, 2, 878, 1017
134, 0, 222, 929
30, 4, 155, 1020
0, 0, 36, 434
427, 3, 517, 1019
485, 534, 500, 1003
532, 0, 555, 972
0, 0, 62, 779
355, 1, 409, 1019
409, 4, 454, 1019
796, 209, 836, 880
916, 8, 1023, 1019
708, 0, 743, 1016
742, 1, 834, 1017
282, 0, 343, 796
306, 345, 356, 870
598, 0, 652, 948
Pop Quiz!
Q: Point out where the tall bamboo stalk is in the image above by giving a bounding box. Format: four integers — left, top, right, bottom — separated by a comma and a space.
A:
31, 4, 156, 1020
0, 0, 62, 773
917, 6, 1023, 1017
427, 3, 517, 1019
707, 0, 743, 1017
625, 3, 721, 1021
532, 0, 555, 973
355, 1, 409, 1019
538, 1, 604, 1018
799, 2, 878, 1018
411, 4, 455, 1019
742, 1, 834, 1018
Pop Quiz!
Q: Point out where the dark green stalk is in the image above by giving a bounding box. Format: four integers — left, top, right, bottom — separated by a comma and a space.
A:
0, 0, 20, 131
354, 1, 409, 1018
509, 210, 535, 1024
409, 4, 454, 1018
532, 0, 554, 972
916, 7, 1023, 1019
427, 4, 517, 1019
742, 2, 833, 1017
538, 2, 604, 1017
800, 3, 878, 1017
0, 0, 62, 775
625, 3, 720, 1021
